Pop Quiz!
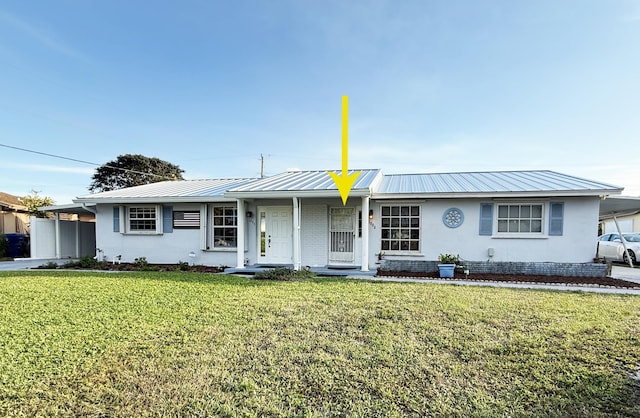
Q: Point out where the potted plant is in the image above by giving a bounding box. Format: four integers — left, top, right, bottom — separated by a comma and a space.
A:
438, 253, 459, 278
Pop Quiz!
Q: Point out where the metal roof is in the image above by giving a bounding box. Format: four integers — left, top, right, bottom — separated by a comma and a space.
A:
600, 196, 640, 217
375, 170, 623, 197
71, 170, 623, 203
226, 169, 382, 196
74, 178, 257, 203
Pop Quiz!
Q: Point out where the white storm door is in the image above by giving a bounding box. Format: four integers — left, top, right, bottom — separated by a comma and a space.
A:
329, 207, 355, 264
258, 207, 293, 264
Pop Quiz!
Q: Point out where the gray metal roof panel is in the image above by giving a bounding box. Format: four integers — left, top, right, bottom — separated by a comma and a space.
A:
228, 169, 382, 192
75, 178, 257, 201
376, 170, 622, 195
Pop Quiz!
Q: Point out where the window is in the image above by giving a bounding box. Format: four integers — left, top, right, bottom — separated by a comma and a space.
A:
497, 204, 543, 234
128, 207, 157, 232
212, 206, 237, 248
381, 205, 420, 251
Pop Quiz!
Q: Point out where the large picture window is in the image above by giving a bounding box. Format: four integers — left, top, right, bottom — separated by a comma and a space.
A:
497, 204, 543, 233
381, 205, 420, 251
212, 206, 237, 248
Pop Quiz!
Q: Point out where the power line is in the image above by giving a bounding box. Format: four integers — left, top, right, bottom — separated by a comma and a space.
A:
0, 143, 169, 179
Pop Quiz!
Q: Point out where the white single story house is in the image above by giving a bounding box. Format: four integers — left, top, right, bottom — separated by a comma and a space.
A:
70, 169, 622, 272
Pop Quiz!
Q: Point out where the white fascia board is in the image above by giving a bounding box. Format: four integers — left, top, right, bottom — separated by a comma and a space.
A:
73, 196, 237, 204
224, 189, 372, 199
371, 189, 622, 200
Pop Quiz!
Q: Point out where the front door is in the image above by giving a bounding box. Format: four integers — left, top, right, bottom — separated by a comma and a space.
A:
329, 207, 355, 264
258, 207, 293, 265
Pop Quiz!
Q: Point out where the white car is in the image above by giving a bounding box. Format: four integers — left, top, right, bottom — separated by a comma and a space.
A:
597, 233, 640, 265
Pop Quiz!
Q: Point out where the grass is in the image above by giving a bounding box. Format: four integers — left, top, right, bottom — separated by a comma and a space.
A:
0, 271, 639, 417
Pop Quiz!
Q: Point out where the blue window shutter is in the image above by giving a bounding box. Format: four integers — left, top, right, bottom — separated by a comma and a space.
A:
163, 206, 173, 233
479, 203, 493, 235
113, 206, 120, 232
549, 202, 564, 236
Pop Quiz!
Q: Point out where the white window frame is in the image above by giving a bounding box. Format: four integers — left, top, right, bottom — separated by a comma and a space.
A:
494, 202, 546, 238
380, 204, 421, 253
122, 205, 163, 235
208, 204, 238, 249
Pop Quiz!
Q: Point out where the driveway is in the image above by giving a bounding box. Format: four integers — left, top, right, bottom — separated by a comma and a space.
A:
610, 264, 640, 285
0, 258, 66, 271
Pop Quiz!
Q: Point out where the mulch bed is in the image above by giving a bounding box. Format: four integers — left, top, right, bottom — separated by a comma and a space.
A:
40, 262, 226, 274
376, 270, 640, 288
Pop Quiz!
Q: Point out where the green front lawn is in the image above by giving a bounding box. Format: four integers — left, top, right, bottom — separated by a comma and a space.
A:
1, 272, 639, 417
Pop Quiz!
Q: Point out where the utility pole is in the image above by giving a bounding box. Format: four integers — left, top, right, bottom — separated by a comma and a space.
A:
260, 153, 265, 178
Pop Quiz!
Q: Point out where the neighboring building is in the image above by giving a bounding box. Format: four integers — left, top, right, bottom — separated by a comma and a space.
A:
0, 192, 29, 234
71, 170, 622, 271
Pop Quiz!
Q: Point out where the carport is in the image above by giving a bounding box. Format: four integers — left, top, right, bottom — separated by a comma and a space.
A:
599, 196, 640, 268
31, 204, 96, 260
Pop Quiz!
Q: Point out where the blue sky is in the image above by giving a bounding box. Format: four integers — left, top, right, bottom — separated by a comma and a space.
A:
1, 0, 639, 203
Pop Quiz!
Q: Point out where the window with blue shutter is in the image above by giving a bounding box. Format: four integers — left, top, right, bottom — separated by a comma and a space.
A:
113, 206, 120, 232
479, 203, 493, 236
549, 202, 564, 236
163, 206, 173, 233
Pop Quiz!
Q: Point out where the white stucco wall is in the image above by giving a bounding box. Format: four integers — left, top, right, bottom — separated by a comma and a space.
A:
95, 196, 601, 269
367, 196, 601, 268
96, 204, 238, 266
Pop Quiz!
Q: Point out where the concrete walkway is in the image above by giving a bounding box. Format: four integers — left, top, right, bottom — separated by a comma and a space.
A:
1, 259, 639, 295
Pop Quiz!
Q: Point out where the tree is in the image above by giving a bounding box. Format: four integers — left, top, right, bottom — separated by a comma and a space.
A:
20, 190, 54, 218
89, 154, 185, 193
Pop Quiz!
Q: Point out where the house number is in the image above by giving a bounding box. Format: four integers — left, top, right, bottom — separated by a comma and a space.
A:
443, 208, 464, 228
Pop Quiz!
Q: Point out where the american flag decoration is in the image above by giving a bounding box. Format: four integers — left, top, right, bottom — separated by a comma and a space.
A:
173, 211, 200, 229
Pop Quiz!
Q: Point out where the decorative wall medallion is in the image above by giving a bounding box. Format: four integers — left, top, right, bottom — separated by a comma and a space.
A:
443, 208, 464, 228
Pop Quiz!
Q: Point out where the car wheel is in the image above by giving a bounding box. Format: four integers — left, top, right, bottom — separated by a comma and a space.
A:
622, 250, 637, 265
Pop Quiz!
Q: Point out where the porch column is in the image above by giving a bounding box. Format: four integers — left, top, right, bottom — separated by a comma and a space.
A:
75, 219, 80, 258
236, 199, 245, 269
54, 212, 61, 259
361, 196, 370, 272
292, 197, 301, 270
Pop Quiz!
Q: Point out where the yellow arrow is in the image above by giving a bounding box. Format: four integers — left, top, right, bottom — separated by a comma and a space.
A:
328, 96, 361, 205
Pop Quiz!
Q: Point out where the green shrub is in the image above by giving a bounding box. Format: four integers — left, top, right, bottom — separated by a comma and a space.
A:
64, 256, 105, 269
38, 261, 59, 269
0, 234, 8, 258
254, 267, 316, 281
134, 257, 148, 268
176, 261, 190, 271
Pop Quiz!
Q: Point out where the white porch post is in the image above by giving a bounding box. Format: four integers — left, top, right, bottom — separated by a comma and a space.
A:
75, 219, 80, 258
292, 197, 301, 270
361, 196, 370, 272
613, 215, 634, 268
236, 199, 245, 269
54, 212, 61, 259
